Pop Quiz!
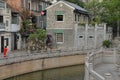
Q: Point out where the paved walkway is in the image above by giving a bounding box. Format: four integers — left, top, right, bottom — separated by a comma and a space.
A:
94, 63, 120, 80
0, 49, 84, 66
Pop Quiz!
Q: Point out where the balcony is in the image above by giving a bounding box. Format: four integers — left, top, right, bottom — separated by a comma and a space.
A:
0, 23, 5, 31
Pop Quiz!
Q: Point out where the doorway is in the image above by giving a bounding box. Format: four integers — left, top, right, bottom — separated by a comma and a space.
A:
1, 36, 4, 53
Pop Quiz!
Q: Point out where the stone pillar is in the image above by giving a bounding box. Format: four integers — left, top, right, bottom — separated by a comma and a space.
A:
116, 46, 120, 72
89, 63, 94, 80
94, 24, 98, 49
84, 57, 90, 80
74, 24, 78, 49
114, 48, 117, 64
103, 23, 107, 40
85, 24, 88, 49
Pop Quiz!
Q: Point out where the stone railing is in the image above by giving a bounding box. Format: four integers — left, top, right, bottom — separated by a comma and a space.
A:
84, 48, 116, 80
0, 48, 85, 66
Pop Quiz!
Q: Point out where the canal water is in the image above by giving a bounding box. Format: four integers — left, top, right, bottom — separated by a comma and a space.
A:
5, 65, 84, 80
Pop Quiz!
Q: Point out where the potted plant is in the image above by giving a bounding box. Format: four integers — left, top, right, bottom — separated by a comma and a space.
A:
102, 40, 112, 48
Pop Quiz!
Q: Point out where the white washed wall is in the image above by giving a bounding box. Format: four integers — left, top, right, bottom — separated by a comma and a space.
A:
75, 24, 112, 50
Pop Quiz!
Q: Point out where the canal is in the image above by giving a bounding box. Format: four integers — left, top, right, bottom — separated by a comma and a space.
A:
5, 65, 84, 80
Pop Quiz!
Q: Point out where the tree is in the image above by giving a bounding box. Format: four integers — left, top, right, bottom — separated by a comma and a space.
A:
85, 0, 120, 37
6, 0, 37, 49
85, 0, 102, 23
102, 0, 120, 37
28, 29, 46, 51
102, 0, 120, 23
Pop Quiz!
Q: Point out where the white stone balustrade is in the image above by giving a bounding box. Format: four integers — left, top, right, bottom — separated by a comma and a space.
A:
84, 48, 116, 80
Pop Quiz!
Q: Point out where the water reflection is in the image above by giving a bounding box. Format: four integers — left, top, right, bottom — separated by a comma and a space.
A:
5, 65, 84, 80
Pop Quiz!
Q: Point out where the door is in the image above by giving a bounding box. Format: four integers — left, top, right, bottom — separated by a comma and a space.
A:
1, 36, 4, 53
14, 34, 17, 50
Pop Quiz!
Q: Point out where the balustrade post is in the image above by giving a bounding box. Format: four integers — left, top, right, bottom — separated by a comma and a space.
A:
85, 24, 88, 49
94, 24, 97, 49
103, 23, 107, 40
114, 48, 116, 64
89, 63, 94, 80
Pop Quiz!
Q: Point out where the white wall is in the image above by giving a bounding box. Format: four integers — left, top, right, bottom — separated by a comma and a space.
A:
11, 24, 20, 32
75, 24, 112, 50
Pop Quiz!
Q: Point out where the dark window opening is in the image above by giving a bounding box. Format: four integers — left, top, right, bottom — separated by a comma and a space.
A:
79, 36, 83, 38
56, 15, 63, 21
28, 3, 31, 10
89, 36, 93, 38
32, 16, 37, 23
0, 16, 3, 23
75, 14, 77, 21
12, 13, 18, 24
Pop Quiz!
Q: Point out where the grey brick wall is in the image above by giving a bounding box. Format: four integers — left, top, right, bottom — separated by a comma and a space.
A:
46, 2, 74, 29
47, 29, 74, 48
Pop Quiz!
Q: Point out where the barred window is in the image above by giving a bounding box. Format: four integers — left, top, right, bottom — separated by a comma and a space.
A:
56, 33, 64, 43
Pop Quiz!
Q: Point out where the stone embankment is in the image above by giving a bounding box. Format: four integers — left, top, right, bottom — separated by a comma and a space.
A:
0, 49, 86, 79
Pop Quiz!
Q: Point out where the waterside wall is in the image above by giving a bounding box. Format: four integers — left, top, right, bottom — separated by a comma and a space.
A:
0, 54, 85, 79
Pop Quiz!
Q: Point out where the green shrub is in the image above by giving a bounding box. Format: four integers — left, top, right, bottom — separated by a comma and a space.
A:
102, 40, 111, 48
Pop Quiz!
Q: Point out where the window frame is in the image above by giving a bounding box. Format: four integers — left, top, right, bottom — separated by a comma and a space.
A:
56, 15, 64, 22
55, 33, 64, 44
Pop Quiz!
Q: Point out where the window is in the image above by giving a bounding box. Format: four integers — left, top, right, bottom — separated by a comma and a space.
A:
55, 11, 64, 21
0, 16, 3, 23
79, 36, 83, 38
75, 14, 77, 21
89, 36, 93, 38
56, 33, 64, 43
56, 15, 63, 21
0, 2, 5, 8
12, 13, 18, 24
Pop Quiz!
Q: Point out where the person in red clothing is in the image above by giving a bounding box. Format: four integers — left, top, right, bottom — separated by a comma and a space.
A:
3, 46, 8, 58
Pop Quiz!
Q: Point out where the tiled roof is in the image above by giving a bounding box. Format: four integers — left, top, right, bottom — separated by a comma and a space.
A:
62, 0, 88, 14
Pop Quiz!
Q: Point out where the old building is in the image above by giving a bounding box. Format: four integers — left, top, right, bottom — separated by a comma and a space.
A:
0, 0, 21, 53
26, 0, 52, 29
46, 0, 89, 49
46, 0, 112, 50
